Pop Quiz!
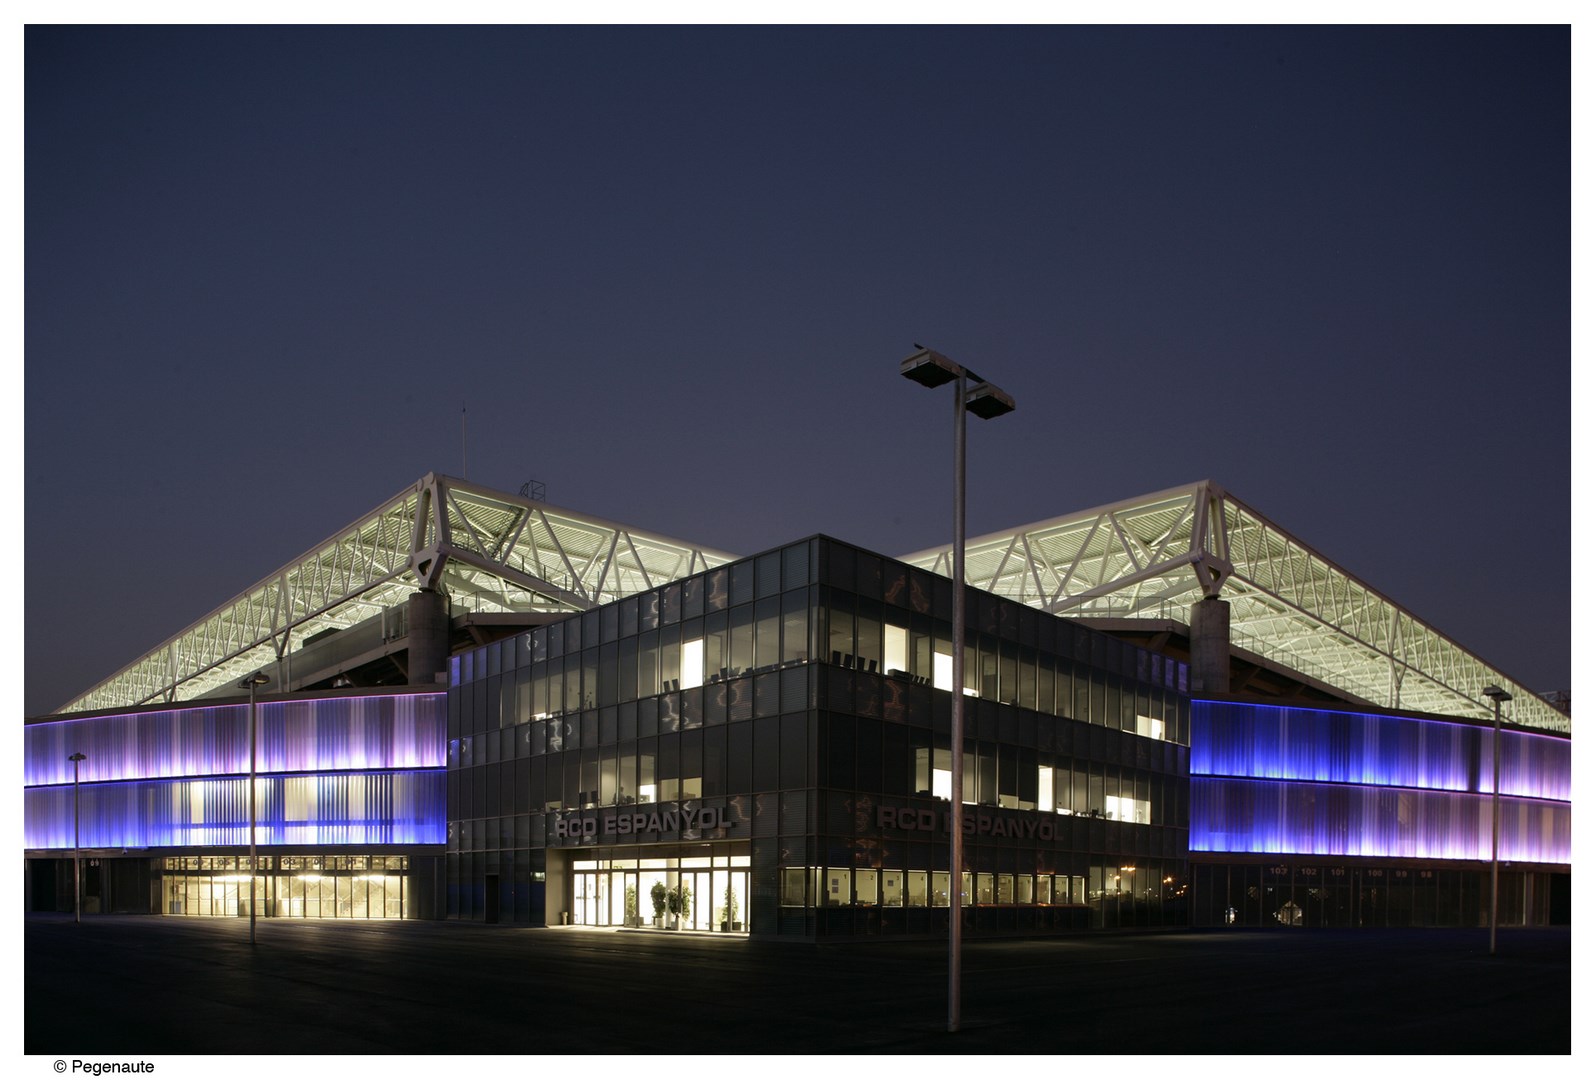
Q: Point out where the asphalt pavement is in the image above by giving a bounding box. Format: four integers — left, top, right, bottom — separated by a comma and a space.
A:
24, 914, 1570, 1056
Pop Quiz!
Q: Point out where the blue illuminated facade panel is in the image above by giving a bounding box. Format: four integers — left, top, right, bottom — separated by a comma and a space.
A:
1191, 699, 1569, 800
1188, 700, 1571, 867
23, 692, 446, 787
23, 770, 446, 849
1189, 777, 1570, 863
23, 690, 448, 853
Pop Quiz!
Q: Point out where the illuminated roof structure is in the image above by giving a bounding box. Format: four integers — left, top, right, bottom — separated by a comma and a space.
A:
900, 480, 1569, 734
57, 475, 1566, 735
59, 474, 736, 714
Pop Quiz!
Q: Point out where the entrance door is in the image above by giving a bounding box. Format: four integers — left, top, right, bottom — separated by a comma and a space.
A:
570, 861, 749, 932
672, 870, 714, 931
710, 870, 748, 931
614, 871, 639, 927
573, 873, 593, 925
573, 871, 608, 925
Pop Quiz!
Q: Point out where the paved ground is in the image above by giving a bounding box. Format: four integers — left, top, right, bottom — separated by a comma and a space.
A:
24, 915, 1569, 1056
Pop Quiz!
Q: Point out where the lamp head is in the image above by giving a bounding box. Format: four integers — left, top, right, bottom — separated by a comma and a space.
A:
900, 348, 961, 388
239, 673, 270, 690
68, 752, 86, 762
1483, 684, 1512, 704
965, 381, 1016, 419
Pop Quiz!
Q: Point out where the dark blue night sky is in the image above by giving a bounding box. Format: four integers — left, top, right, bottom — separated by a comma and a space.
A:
24, 25, 1570, 717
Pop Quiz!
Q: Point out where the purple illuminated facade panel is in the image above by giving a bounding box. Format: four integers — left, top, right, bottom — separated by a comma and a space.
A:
23, 769, 445, 849
23, 692, 446, 786
1190, 700, 1570, 800
1189, 777, 1570, 864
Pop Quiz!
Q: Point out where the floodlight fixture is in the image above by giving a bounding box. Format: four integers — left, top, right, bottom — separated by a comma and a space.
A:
965, 381, 1016, 419
900, 348, 961, 388
1483, 685, 1512, 704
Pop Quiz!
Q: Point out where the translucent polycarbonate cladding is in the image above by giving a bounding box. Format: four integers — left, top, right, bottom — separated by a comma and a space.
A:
23, 691, 448, 851
1189, 778, 1570, 863
1190, 700, 1570, 800
24, 693, 446, 786
23, 770, 445, 848
1188, 700, 1571, 864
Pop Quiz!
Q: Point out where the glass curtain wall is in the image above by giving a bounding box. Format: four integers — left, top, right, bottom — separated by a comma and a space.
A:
798, 539, 1193, 937
448, 541, 817, 926
450, 537, 1193, 938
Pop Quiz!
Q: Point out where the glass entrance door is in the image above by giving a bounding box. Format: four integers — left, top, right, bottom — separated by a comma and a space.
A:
686, 869, 713, 931
571, 856, 749, 932
573, 871, 607, 925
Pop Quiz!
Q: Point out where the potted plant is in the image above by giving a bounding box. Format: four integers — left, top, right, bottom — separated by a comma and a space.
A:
677, 883, 692, 929
720, 880, 741, 932
650, 882, 667, 928
624, 883, 640, 928
666, 885, 682, 929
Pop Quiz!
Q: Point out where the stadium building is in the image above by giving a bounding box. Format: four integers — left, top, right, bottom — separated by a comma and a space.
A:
22, 474, 1571, 937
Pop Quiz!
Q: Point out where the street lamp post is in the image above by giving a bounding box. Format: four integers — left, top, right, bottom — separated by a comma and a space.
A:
901, 346, 1015, 1034
69, 752, 86, 923
240, 673, 270, 946
1483, 684, 1512, 955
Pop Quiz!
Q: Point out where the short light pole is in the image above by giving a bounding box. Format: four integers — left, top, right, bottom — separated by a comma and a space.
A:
240, 673, 270, 945
69, 752, 86, 923
901, 346, 1015, 1034
1483, 684, 1512, 955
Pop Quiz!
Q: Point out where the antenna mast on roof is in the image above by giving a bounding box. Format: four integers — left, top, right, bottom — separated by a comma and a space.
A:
461, 403, 468, 480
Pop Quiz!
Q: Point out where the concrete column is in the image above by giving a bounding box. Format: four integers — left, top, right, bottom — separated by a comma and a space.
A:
543, 851, 567, 929
406, 588, 450, 687
1190, 596, 1231, 695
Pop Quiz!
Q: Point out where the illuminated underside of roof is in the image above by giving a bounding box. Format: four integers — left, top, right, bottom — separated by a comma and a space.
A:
58, 474, 736, 714
900, 480, 1569, 734
59, 476, 1567, 736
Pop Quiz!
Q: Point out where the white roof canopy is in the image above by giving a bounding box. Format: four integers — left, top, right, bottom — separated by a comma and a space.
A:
57, 476, 1567, 735
900, 480, 1568, 734
57, 474, 735, 714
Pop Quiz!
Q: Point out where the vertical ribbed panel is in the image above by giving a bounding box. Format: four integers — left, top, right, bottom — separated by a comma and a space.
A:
23, 693, 446, 785
23, 770, 445, 849
1190, 700, 1570, 800
1189, 777, 1570, 863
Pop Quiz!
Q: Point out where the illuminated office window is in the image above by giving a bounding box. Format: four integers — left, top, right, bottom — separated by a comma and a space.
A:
883, 623, 908, 675
681, 639, 705, 690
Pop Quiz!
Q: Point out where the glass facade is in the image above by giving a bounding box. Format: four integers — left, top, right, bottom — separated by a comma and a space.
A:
160, 855, 414, 919
448, 537, 1192, 938
1190, 860, 1562, 929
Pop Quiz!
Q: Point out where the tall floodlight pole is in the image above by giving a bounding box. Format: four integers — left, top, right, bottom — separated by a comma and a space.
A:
240, 673, 270, 945
1483, 684, 1512, 955
900, 346, 1016, 1034
69, 752, 86, 923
